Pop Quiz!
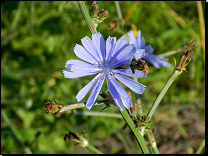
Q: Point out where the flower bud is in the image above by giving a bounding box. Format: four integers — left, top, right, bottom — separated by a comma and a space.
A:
174, 49, 194, 74
109, 19, 118, 28
45, 102, 63, 115
90, 4, 99, 18
99, 9, 108, 19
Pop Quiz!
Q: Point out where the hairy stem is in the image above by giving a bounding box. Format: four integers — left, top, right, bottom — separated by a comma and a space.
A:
77, 1, 97, 34
119, 105, 150, 154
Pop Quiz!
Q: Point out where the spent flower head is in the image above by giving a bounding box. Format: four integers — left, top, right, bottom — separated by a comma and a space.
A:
63, 32, 147, 111
174, 49, 194, 75
127, 30, 171, 68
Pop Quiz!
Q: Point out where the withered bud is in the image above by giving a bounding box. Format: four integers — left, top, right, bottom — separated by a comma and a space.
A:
64, 131, 79, 142
99, 10, 108, 18
181, 38, 197, 51
130, 106, 135, 116
185, 49, 194, 58
174, 49, 194, 72
137, 121, 143, 127
45, 102, 63, 115
64, 129, 88, 147
143, 116, 150, 122
90, 4, 99, 17
109, 19, 118, 28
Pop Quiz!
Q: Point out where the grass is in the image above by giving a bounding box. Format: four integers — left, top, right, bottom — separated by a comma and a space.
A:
1, 1, 205, 154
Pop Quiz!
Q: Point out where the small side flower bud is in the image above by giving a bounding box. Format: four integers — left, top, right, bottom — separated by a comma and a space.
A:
89, 4, 99, 18
109, 19, 118, 29
144, 131, 155, 146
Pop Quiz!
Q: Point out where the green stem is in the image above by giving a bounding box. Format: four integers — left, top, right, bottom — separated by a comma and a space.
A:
2, 110, 32, 154
134, 77, 143, 116
59, 100, 108, 113
75, 111, 122, 118
159, 39, 196, 57
195, 139, 205, 154
147, 71, 178, 119
151, 141, 160, 154
158, 48, 184, 57
79, 136, 103, 154
77, 1, 97, 34
85, 144, 103, 154
114, 1, 123, 20
119, 105, 150, 154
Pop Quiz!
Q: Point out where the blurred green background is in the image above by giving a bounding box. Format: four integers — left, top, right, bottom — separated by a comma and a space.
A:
1, 1, 205, 154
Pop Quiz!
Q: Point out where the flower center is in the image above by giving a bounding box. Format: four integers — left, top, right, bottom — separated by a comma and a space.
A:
96, 62, 113, 76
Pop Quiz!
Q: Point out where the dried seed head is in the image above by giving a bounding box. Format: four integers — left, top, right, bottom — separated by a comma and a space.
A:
45, 102, 63, 115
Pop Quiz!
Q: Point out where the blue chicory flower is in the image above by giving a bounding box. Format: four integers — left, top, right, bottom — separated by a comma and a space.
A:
127, 30, 171, 68
63, 32, 146, 111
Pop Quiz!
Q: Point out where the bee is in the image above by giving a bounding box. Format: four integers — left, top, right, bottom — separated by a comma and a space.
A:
130, 59, 149, 75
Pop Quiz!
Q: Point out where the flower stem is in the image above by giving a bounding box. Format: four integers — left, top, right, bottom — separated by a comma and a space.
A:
158, 48, 184, 58
85, 143, 103, 154
114, 1, 123, 20
74, 111, 122, 118
59, 100, 108, 113
64, 130, 103, 154
77, 1, 97, 34
119, 105, 150, 154
148, 50, 193, 119
159, 38, 196, 57
134, 77, 143, 116
151, 141, 160, 154
147, 72, 177, 119
79, 136, 103, 154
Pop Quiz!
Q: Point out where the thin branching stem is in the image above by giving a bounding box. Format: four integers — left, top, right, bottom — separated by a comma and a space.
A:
59, 100, 108, 113
151, 141, 160, 154
147, 72, 177, 119
148, 49, 193, 119
114, 1, 123, 20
